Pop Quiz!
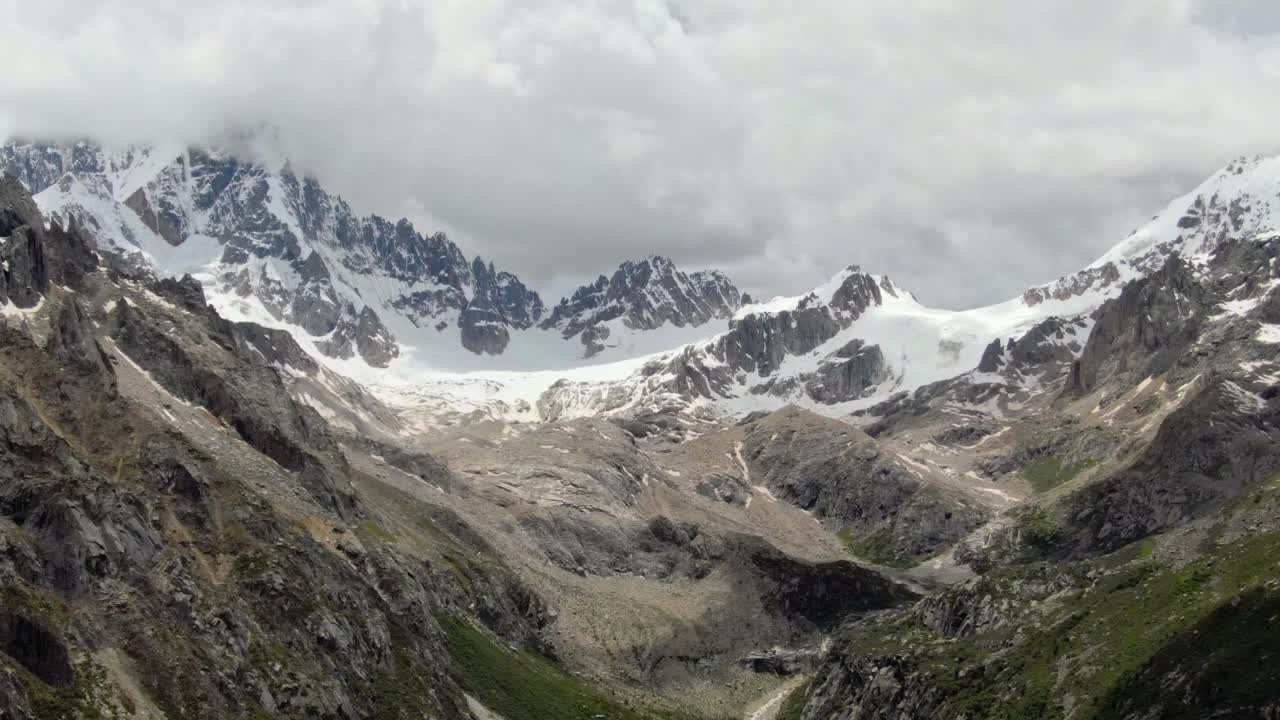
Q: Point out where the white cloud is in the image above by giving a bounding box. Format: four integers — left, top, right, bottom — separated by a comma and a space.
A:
3, 0, 1280, 307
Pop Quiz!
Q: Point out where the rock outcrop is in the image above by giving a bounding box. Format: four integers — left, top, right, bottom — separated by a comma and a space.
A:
722, 269, 883, 377
542, 255, 740, 357
1066, 254, 1210, 397
740, 407, 989, 564
1064, 376, 1280, 554
45, 297, 113, 380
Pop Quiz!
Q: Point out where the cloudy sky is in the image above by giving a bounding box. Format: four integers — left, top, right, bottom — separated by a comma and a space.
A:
3, 0, 1280, 308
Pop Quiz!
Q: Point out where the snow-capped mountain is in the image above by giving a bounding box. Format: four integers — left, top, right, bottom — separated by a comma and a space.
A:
1023, 155, 1280, 307
0, 141, 737, 370
8, 139, 1280, 427
534, 153, 1280, 421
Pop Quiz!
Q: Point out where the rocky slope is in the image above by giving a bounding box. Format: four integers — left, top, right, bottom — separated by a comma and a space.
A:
0, 175, 572, 719
0, 175, 928, 719
767, 170, 1280, 719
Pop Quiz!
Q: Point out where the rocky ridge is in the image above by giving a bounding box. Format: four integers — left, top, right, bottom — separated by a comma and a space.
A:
2, 141, 742, 367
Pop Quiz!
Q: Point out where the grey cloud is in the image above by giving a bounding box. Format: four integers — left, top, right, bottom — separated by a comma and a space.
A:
2, 0, 1280, 308
1197, 0, 1280, 36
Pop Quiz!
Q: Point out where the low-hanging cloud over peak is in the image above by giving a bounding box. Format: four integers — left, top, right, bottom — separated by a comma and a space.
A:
3, 0, 1280, 307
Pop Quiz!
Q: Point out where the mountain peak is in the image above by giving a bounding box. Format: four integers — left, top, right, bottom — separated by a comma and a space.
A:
3, 140, 550, 365
630, 253, 677, 269
1024, 151, 1280, 310
542, 255, 742, 358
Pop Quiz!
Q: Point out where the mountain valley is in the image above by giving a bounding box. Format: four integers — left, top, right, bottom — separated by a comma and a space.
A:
1, 140, 1279, 720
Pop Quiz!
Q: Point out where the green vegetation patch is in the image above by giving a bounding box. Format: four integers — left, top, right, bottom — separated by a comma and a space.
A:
1095, 586, 1280, 719
0, 585, 71, 627
11, 657, 114, 720
838, 527, 916, 569
1021, 455, 1097, 494
358, 521, 397, 543
365, 630, 441, 720
440, 615, 701, 720
1014, 505, 1061, 553
844, 528, 1280, 719
28, 688, 100, 720
776, 678, 813, 720
231, 548, 272, 577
